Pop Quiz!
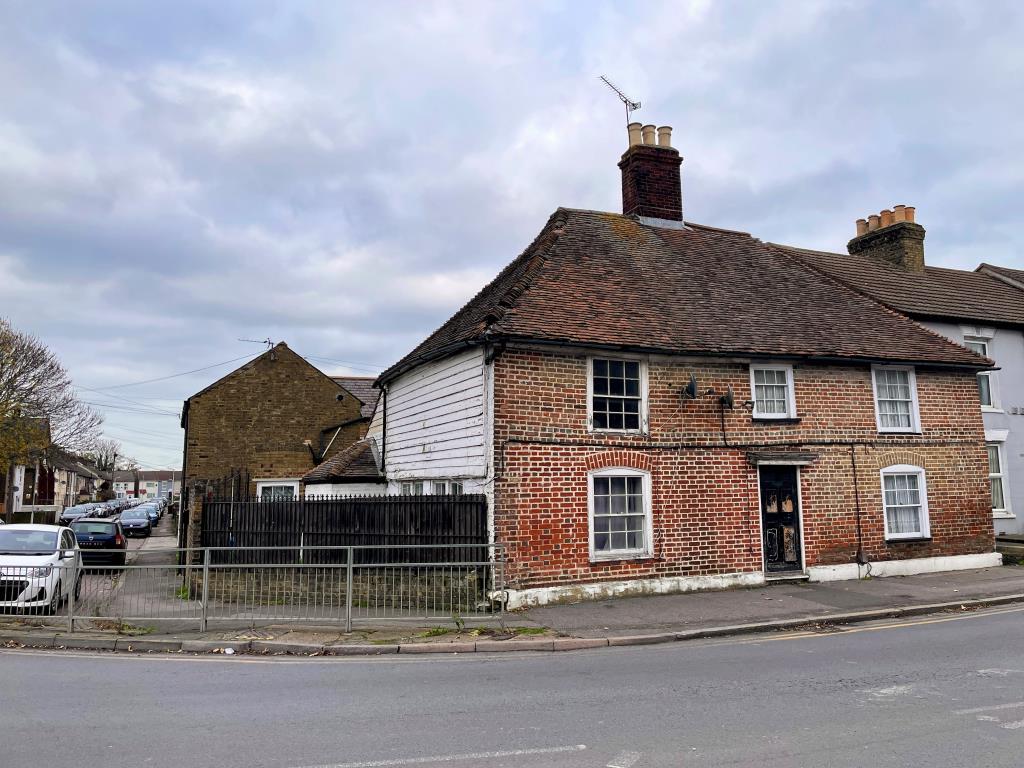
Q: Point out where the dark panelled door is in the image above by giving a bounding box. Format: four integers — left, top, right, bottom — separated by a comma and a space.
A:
760, 466, 803, 573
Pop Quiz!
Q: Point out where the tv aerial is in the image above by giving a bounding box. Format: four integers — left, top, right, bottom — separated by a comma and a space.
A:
599, 75, 642, 125
239, 337, 274, 350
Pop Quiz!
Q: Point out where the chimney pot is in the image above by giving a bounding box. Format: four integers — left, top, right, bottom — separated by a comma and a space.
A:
641, 124, 656, 145
880, 209, 894, 227
892, 204, 906, 223
627, 122, 643, 147
867, 214, 880, 231
657, 126, 673, 147
856, 218, 868, 236
905, 206, 915, 223
848, 205, 925, 272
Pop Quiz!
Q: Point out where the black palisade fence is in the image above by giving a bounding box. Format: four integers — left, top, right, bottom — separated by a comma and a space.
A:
200, 494, 489, 564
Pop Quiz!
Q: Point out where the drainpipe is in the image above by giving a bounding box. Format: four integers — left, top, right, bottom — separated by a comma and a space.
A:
381, 386, 388, 475
850, 443, 870, 576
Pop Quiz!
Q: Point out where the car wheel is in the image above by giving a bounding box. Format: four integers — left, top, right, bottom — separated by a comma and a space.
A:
45, 581, 62, 615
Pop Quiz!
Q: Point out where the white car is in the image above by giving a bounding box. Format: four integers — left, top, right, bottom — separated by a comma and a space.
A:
0, 525, 82, 614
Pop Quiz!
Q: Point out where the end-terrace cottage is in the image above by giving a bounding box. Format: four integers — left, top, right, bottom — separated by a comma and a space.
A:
181, 342, 377, 502
369, 121, 999, 607
772, 228, 1024, 535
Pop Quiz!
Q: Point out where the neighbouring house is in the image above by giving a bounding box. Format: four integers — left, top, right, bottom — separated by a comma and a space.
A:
181, 342, 378, 503
1, 417, 52, 522
113, 469, 181, 500
43, 447, 101, 508
772, 219, 1024, 535
369, 120, 999, 607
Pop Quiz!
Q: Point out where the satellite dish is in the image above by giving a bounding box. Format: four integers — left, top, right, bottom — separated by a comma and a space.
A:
683, 374, 699, 400
720, 385, 735, 409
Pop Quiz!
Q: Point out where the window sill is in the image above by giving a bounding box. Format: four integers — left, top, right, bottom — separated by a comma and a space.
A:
885, 536, 932, 545
590, 552, 655, 564
752, 417, 801, 425
877, 430, 923, 436
981, 407, 1004, 414
588, 428, 648, 437
993, 512, 1016, 520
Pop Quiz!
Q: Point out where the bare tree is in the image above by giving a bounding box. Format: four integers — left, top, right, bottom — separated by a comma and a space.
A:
1, 318, 104, 516
87, 438, 122, 474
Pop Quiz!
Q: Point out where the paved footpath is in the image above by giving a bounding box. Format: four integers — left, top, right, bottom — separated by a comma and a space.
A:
521, 565, 1024, 637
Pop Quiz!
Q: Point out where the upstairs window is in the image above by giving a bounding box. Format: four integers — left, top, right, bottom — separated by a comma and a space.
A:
880, 465, 930, 540
750, 364, 796, 419
589, 358, 646, 432
964, 339, 995, 409
872, 366, 920, 433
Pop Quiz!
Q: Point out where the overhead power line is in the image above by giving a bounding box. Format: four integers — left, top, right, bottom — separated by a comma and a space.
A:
89, 353, 260, 390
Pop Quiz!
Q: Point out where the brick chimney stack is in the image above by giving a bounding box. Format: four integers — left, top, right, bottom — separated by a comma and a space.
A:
618, 122, 683, 223
847, 205, 925, 272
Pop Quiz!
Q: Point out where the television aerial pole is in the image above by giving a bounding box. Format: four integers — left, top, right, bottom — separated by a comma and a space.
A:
599, 75, 641, 126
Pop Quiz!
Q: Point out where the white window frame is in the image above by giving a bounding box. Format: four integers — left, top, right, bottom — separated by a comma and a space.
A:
400, 481, 424, 496
871, 365, 921, 434
586, 357, 649, 434
964, 338, 1000, 412
749, 363, 797, 419
255, 479, 300, 501
987, 441, 1013, 519
879, 464, 931, 540
588, 467, 653, 562
430, 480, 464, 495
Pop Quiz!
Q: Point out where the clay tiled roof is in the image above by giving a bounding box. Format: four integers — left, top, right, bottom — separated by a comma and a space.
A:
332, 377, 378, 419
978, 263, 1024, 292
380, 208, 990, 382
774, 246, 1024, 328
303, 440, 382, 484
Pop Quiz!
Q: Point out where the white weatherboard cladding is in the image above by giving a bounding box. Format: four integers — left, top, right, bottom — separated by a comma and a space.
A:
305, 482, 387, 497
385, 348, 487, 480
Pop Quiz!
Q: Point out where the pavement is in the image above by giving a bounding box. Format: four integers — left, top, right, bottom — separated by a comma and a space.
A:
4, 604, 1024, 767
521, 564, 1024, 637
5, 512, 1024, 653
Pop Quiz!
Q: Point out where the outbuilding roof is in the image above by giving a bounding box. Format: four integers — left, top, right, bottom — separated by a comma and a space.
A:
379, 208, 991, 382
303, 440, 382, 484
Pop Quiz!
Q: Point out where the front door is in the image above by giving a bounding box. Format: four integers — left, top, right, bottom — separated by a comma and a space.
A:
760, 466, 803, 573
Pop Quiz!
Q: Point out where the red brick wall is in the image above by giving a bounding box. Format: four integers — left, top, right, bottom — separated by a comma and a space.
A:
492, 346, 992, 590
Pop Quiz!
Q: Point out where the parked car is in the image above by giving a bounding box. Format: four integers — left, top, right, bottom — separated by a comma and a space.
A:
0, 525, 82, 614
141, 505, 159, 527
119, 508, 152, 537
69, 519, 127, 568
59, 504, 96, 526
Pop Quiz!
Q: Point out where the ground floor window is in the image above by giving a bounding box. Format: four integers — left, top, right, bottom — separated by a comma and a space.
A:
880, 465, 930, 540
987, 442, 1011, 517
431, 480, 464, 495
256, 480, 299, 501
400, 481, 424, 496
588, 467, 652, 560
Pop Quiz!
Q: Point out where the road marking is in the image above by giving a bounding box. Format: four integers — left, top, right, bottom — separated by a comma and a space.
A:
954, 701, 1024, 715
1002, 720, 1024, 730
607, 750, 641, 768
289, 744, 586, 768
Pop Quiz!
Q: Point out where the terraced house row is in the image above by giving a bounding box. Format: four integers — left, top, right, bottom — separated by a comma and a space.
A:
364, 121, 1020, 607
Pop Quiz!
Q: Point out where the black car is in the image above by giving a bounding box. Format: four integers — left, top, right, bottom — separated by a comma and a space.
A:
59, 504, 97, 526
119, 509, 152, 537
70, 519, 127, 567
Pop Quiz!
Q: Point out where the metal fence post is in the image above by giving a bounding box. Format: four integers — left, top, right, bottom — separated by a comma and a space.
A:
67, 564, 75, 633
345, 546, 354, 633
200, 548, 211, 632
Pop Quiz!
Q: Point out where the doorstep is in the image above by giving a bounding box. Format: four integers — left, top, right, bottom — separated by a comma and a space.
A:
764, 572, 810, 583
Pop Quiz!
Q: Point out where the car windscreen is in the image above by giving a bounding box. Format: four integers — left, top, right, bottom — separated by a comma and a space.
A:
71, 522, 117, 535
0, 529, 59, 554
121, 511, 148, 520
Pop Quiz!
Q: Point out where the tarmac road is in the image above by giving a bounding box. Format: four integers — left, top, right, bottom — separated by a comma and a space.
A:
4, 605, 1024, 768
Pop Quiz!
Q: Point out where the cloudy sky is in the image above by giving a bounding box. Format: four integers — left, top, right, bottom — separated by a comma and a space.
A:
2, 0, 1022, 469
